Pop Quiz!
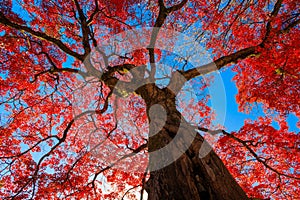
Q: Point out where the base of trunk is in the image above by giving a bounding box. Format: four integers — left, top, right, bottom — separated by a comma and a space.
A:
145, 130, 249, 200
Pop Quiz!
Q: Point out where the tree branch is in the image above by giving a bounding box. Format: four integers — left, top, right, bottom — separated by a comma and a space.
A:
280, 18, 300, 34
88, 143, 147, 189
10, 110, 96, 199
181, 46, 257, 80
0, 11, 84, 61
198, 127, 300, 181
87, 0, 100, 25
30, 67, 88, 83
72, 0, 91, 55
179, 0, 291, 81
148, 0, 188, 80
167, 0, 188, 13
262, 0, 283, 45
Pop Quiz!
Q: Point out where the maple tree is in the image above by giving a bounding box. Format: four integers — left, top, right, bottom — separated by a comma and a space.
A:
0, 0, 299, 199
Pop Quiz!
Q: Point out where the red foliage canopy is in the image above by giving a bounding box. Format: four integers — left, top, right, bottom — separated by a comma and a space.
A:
0, 0, 299, 199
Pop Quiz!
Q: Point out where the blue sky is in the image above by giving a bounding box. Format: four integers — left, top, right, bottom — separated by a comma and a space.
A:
220, 67, 299, 132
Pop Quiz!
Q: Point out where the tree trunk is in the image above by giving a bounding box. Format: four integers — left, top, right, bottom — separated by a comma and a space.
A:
137, 84, 249, 200
145, 129, 249, 200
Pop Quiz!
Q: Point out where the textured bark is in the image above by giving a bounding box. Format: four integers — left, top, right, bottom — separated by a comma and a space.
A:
145, 129, 249, 200
137, 84, 249, 200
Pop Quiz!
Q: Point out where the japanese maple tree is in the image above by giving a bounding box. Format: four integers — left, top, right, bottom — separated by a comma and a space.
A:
0, 0, 299, 199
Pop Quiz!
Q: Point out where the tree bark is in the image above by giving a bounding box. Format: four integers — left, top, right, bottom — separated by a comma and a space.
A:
145, 129, 249, 200
137, 84, 249, 200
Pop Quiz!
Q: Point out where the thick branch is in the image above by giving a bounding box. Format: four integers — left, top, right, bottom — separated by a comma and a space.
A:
0, 11, 84, 61
182, 46, 257, 80
281, 18, 300, 34
30, 67, 88, 83
180, 8, 299, 82
72, 0, 91, 55
87, 0, 100, 25
179, 0, 290, 81
148, 0, 188, 80
262, 0, 283, 45
167, 0, 188, 13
